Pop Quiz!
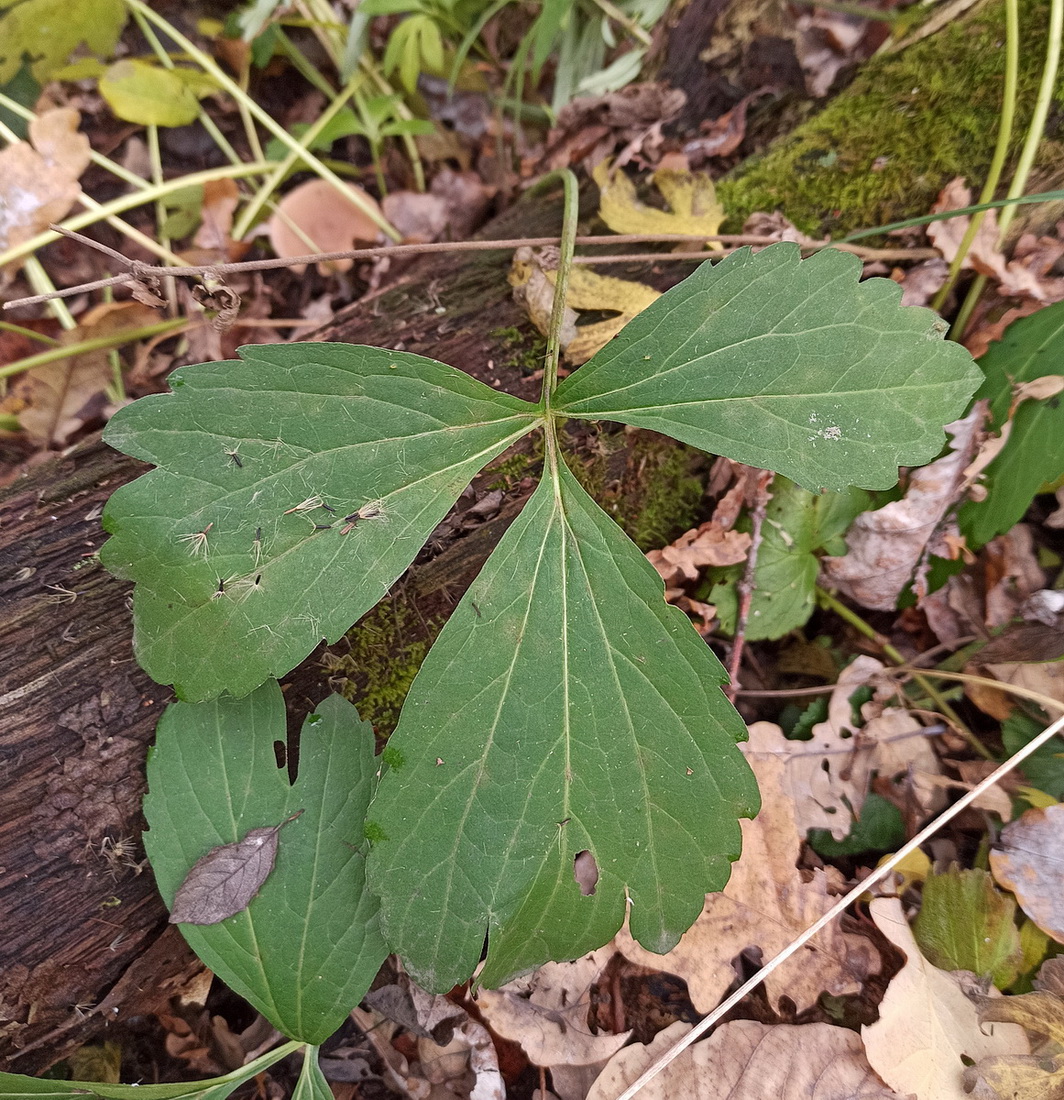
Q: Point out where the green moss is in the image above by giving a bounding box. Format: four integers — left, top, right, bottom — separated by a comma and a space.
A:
322, 600, 441, 735
490, 325, 549, 374
718, 0, 1064, 237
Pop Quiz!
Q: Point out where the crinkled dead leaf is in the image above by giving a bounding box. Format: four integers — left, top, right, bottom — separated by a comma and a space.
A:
646, 519, 751, 586
862, 897, 1029, 1100
10, 301, 159, 446
990, 803, 1064, 944
476, 947, 632, 1067
417, 1014, 504, 1098
0, 108, 90, 265
822, 407, 982, 610
586, 1019, 905, 1100
169, 810, 303, 925
615, 723, 880, 1013
268, 179, 383, 274
594, 161, 725, 249
508, 246, 660, 364
965, 960, 1064, 1100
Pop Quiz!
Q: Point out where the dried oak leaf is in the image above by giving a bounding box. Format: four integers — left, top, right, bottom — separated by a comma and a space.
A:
990, 803, 1064, 944
587, 1019, 905, 1100
169, 810, 303, 925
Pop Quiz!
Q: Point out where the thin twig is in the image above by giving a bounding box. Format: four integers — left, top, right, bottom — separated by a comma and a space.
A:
725, 470, 774, 701
614, 709, 1064, 1100
3, 229, 939, 311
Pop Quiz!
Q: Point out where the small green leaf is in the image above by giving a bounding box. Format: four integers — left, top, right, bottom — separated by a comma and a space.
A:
958, 300, 1064, 547
99, 60, 201, 127
711, 478, 869, 640
1002, 712, 1064, 801
554, 244, 982, 491
292, 1051, 332, 1100
0, 0, 126, 83
367, 457, 760, 992
101, 343, 539, 700
143, 683, 387, 1043
0, 1041, 299, 1098
913, 867, 1024, 990
808, 793, 904, 856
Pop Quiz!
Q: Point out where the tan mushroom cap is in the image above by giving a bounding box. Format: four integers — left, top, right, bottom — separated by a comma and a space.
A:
268, 179, 384, 274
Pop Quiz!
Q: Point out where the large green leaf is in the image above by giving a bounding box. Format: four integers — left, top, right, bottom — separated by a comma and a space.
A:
710, 477, 870, 640
958, 300, 1064, 548
143, 682, 387, 1044
554, 243, 982, 492
101, 343, 539, 700
0, 0, 126, 83
366, 456, 760, 992
0, 1042, 300, 1099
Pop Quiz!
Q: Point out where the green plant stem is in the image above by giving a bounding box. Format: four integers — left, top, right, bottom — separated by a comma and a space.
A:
0, 320, 60, 345
816, 586, 993, 759
0, 161, 279, 271
359, 59, 427, 192
931, 0, 1018, 315
274, 26, 339, 98
146, 124, 179, 313
123, 0, 398, 239
0, 318, 190, 381
23, 257, 76, 330
233, 79, 362, 239
953, 0, 1062, 339
586, 0, 653, 45
540, 169, 580, 413
904, 667, 1064, 714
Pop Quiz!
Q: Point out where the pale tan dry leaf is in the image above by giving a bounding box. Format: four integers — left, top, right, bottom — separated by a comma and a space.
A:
12, 301, 158, 446
862, 897, 1029, 1100
267, 179, 383, 274
615, 728, 879, 1013
756, 657, 943, 840
990, 803, 1064, 944
193, 178, 240, 253
0, 108, 90, 263
586, 1019, 904, 1100
476, 947, 631, 1068
821, 408, 982, 610
896, 258, 950, 307
417, 1013, 504, 1099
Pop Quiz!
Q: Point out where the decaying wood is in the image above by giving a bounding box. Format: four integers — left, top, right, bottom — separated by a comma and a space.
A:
0, 185, 702, 1071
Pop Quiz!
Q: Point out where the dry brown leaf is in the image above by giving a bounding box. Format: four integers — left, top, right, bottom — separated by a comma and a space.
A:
928, 179, 1064, 303
821, 408, 982, 610
168, 810, 303, 925
646, 521, 751, 587
193, 178, 240, 254
0, 108, 91, 267
11, 301, 159, 446
990, 804, 1064, 944
416, 1012, 505, 1099
586, 1019, 904, 1100
267, 179, 383, 274
476, 947, 631, 1068
861, 897, 1029, 1100
615, 727, 879, 1013
382, 190, 448, 244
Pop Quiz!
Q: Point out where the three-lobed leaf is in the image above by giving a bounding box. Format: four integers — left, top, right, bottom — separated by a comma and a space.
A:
554, 243, 982, 492
101, 343, 539, 700
366, 457, 761, 992
144, 682, 387, 1043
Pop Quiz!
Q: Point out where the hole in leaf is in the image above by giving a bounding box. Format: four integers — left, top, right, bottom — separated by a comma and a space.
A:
272, 740, 286, 769
574, 850, 599, 896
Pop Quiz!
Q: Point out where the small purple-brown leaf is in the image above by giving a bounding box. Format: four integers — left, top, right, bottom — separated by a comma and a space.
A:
169, 809, 304, 925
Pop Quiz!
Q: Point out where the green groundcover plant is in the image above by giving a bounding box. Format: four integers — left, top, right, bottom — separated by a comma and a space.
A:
0, 231, 983, 1096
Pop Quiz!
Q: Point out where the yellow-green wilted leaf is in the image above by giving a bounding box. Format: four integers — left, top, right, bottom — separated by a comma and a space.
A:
99, 59, 201, 127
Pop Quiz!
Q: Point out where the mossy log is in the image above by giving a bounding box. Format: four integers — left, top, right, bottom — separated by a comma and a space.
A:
0, 186, 708, 1072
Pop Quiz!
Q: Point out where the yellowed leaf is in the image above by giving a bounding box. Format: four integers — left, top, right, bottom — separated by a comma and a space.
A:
615, 726, 879, 1013
593, 160, 724, 248
861, 897, 1029, 1100
990, 803, 1064, 944
586, 1020, 905, 1100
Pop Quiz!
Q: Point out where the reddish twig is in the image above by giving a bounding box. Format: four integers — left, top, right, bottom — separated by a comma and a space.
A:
724, 469, 775, 701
